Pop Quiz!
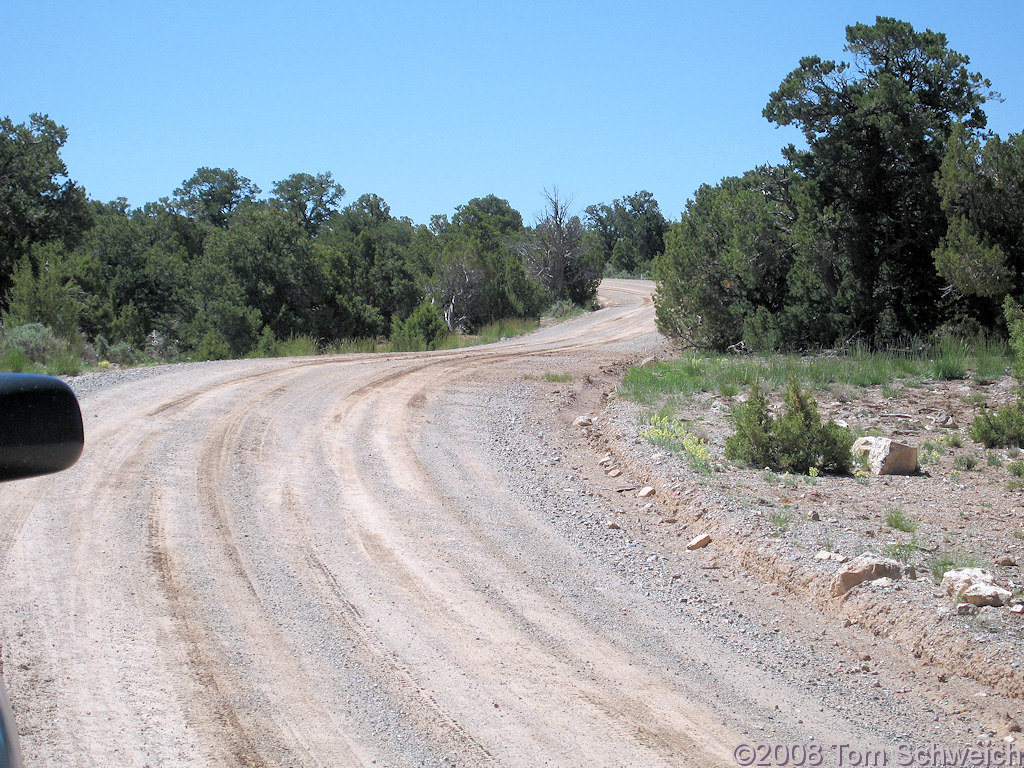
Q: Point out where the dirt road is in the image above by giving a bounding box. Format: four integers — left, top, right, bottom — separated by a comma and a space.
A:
0, 281, 958, 767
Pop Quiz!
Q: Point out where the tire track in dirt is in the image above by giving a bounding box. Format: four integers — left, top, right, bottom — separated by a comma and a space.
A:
145, 372, 372, 767
331, 380, 731, 763
299, 283, 739, 764
4, 279, 688, 766
301, 550, 499, 766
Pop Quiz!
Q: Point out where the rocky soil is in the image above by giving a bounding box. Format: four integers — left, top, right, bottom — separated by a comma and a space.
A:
498, 346, 1024, 746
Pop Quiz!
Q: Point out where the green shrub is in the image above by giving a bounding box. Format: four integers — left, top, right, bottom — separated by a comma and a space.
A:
969, 403, 1024, 448
197, 330, 231, 361
1, 322, 84, 374
884, 542, 918, 562
0, 347, 34, 372
769, 512, 791, 534
46, 349, 83, 376
971, 297, 1024, 447
276, 334, 319, 357
952, 454, 978, 471
542, 371, 573, 383
886, 509, 917, 532
929, 553, 979, 584
2, 247, 82, 339
1007, 296, 1024, 382
325, 337, 380, 355
971, 335, 1009, 384
918, 441, 943, 465
252, 326, 279, 357
474, 317, 539, 344
545, 299, 582, 320
105, 341, 141, 366
1, 323, 63, 363
931, 336, 968, 380
390, 302, 450, 351
725, 379, 853, 474
641, 413, 713, 474
725, 382, 776, 469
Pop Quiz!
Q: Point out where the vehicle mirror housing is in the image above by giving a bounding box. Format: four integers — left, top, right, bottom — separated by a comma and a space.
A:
0, 373, 84, 482
0, 680, 22, 768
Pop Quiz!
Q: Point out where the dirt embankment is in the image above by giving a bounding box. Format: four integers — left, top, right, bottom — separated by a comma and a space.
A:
527, 349, 1024, 741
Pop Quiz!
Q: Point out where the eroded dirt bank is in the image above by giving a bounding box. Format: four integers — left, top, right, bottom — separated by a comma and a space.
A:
0, 280, 1010, 767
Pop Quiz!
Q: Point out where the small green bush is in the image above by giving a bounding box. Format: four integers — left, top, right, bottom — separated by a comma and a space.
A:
931, 336, 968, 380
725, 382, 776, 469
725, 379, 853, 474
886, 508, 917, 532
952, 454, 978, 471
970, 403, 1024, 448
545, 299, 583, 320
46, 349, 83, 376
0, 347, 34, 372
929, 553, 979, 583
1, 322, 84, 374
542, 371, 573, 383
197, 330, 231, 361
252, 326, 279, 357
972, 335, 1009, 384
769, 512, 791, 534
105, 341, 141, 366
276, 334, 319, 357
474, 317, 539, 344
641, 413, 713, 474
970, 297, 1024, 447
1, 322, 63, 363
918, 441, 942, 465
884, 542, 917, 563
390, 302, 450, 351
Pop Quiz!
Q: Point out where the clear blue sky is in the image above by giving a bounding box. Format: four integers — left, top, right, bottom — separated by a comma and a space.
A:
4, 1, 1022, 225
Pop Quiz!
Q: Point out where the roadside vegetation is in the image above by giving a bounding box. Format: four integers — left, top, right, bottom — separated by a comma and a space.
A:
1, 112, 669, 370
623, 327, 1024, 480
724, 379, 853, 475
619, 339, 1011, 404
653, 18, 1020, 356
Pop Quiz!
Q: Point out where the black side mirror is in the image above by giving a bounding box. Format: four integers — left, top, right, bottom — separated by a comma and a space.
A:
0, 682, 21, 768
0, 373, 84, 482
0, 373, 82, 767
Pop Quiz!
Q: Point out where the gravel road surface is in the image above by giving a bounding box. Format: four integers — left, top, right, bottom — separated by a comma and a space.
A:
0, 281, 962, 766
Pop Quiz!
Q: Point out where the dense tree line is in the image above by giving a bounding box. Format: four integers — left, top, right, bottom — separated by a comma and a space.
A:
655, 17, 1022, 350
16, 16, 1009, 363
0, 118, 668, 364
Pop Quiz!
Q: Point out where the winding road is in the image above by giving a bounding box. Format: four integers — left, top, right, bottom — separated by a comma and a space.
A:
0, 280, 931, 766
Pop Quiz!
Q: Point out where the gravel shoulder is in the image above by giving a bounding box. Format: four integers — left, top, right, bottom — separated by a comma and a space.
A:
519, 342, 1024, 747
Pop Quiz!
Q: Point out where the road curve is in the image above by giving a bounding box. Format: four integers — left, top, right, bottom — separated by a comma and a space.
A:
0, 280, 878, 766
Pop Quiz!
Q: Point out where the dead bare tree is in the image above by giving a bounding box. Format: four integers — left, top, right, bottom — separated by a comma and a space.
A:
428, 255, 478, 331
518, 187, 594, 303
